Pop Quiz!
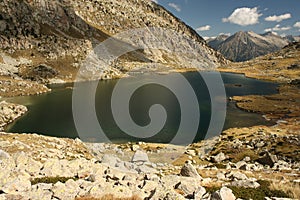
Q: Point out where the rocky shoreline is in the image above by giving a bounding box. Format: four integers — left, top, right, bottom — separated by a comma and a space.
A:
0, 132, 299, 200
0, 101, 27, 131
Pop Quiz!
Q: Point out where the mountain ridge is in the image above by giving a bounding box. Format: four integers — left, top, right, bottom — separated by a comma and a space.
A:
207, 31, 299, 62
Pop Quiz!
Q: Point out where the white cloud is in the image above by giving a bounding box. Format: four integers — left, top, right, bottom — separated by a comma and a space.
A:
168, 3, 181, 12
265, 13, 292, 22
151, 0, 158, 3
294, 22, 300, 28
196, 25, 211, 31
222, 7, 262, 26
203, 36, 214, 40
264, 24, 291, 32
218, 33, 231, 37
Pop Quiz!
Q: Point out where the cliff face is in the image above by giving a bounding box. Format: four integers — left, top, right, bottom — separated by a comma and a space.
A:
0, 0, 226, 85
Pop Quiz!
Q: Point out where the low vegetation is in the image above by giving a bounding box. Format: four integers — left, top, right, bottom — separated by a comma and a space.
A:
205, 180, 291, 200
30, 176, 78, 185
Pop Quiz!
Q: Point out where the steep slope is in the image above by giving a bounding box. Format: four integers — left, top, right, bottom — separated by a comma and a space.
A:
208, 31, 288, 62
0, 0, 226, 90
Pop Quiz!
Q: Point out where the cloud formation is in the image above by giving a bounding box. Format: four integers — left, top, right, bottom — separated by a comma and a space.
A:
264, 24, 291, 32
168, 3, 181, 12
196, 25, 211, 31
222, 7, 262, 26
265, 13, 292, 22
294, 22, 300, 28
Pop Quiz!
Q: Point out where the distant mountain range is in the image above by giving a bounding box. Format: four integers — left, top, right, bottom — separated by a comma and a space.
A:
207, 31, 300, 62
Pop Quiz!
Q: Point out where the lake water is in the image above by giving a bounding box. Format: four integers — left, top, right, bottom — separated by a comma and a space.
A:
5, 72, 278, 144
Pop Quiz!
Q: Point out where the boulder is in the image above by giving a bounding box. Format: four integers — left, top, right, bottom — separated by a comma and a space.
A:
194, 186, 206, 200
235, 161, 249, 170
176, 181, 204, 198
135, 165, 157, 174
211, 187, 236, 200
211, 152, 227, 163
216, 172, 226, 181
227, 171, 248, 180
101, 154, 121, 167
2, 177, 31, 193
180, 161, 202, 179
131, 150, 149, 163
0, 149, 9, 159
52, 180, 80, 200
230, 180, 260, 188
256, 152, 278, 167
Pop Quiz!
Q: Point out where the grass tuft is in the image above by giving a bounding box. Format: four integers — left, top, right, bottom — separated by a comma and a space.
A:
31, 176, 78, 185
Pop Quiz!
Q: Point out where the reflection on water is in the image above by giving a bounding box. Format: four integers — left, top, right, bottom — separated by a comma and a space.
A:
5, 72, 278, 144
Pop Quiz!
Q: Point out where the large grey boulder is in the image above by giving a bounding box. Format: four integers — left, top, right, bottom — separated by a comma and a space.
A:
180, 161, 202, 179
211, 187, 236, 200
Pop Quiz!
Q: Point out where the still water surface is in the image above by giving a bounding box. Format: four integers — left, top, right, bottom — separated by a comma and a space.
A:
5, 72, 278, 144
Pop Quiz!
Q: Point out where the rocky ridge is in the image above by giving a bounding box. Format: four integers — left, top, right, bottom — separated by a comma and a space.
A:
208, 31, 290, 62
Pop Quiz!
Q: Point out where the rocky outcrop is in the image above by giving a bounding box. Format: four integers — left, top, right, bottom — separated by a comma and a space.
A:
0, 101, 27, 130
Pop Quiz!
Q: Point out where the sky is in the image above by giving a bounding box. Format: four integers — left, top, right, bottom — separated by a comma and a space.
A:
152, 0, 300, 39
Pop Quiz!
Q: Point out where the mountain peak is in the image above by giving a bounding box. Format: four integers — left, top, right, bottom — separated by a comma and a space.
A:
208, 30, 289, 62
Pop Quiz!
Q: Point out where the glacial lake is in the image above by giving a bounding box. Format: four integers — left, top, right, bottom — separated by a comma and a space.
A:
5, 72, 278, 144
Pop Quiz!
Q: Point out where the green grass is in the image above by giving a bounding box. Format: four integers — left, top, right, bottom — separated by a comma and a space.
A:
205, 180, 290, 200
31, 176, 79, 185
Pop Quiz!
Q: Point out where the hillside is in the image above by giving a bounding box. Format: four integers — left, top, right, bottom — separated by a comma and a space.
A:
208, 31, 290, 62
0, 0, 226, 97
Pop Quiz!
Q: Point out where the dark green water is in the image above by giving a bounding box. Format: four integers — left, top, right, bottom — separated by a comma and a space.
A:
5, 72, 278, 144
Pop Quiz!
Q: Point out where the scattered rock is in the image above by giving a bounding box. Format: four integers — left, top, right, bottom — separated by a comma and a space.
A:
227, 171, 248, 180
211, 187, 236, 200
180, 161, 202, 179
211, 152, 227, 163
256, 152, 278, 167
230, 180, 260, 188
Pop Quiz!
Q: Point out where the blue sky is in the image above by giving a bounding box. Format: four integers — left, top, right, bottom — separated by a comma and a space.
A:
153, 0, 300, 38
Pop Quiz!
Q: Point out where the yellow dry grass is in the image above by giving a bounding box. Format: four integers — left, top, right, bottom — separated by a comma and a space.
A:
270, 181, 300, 199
